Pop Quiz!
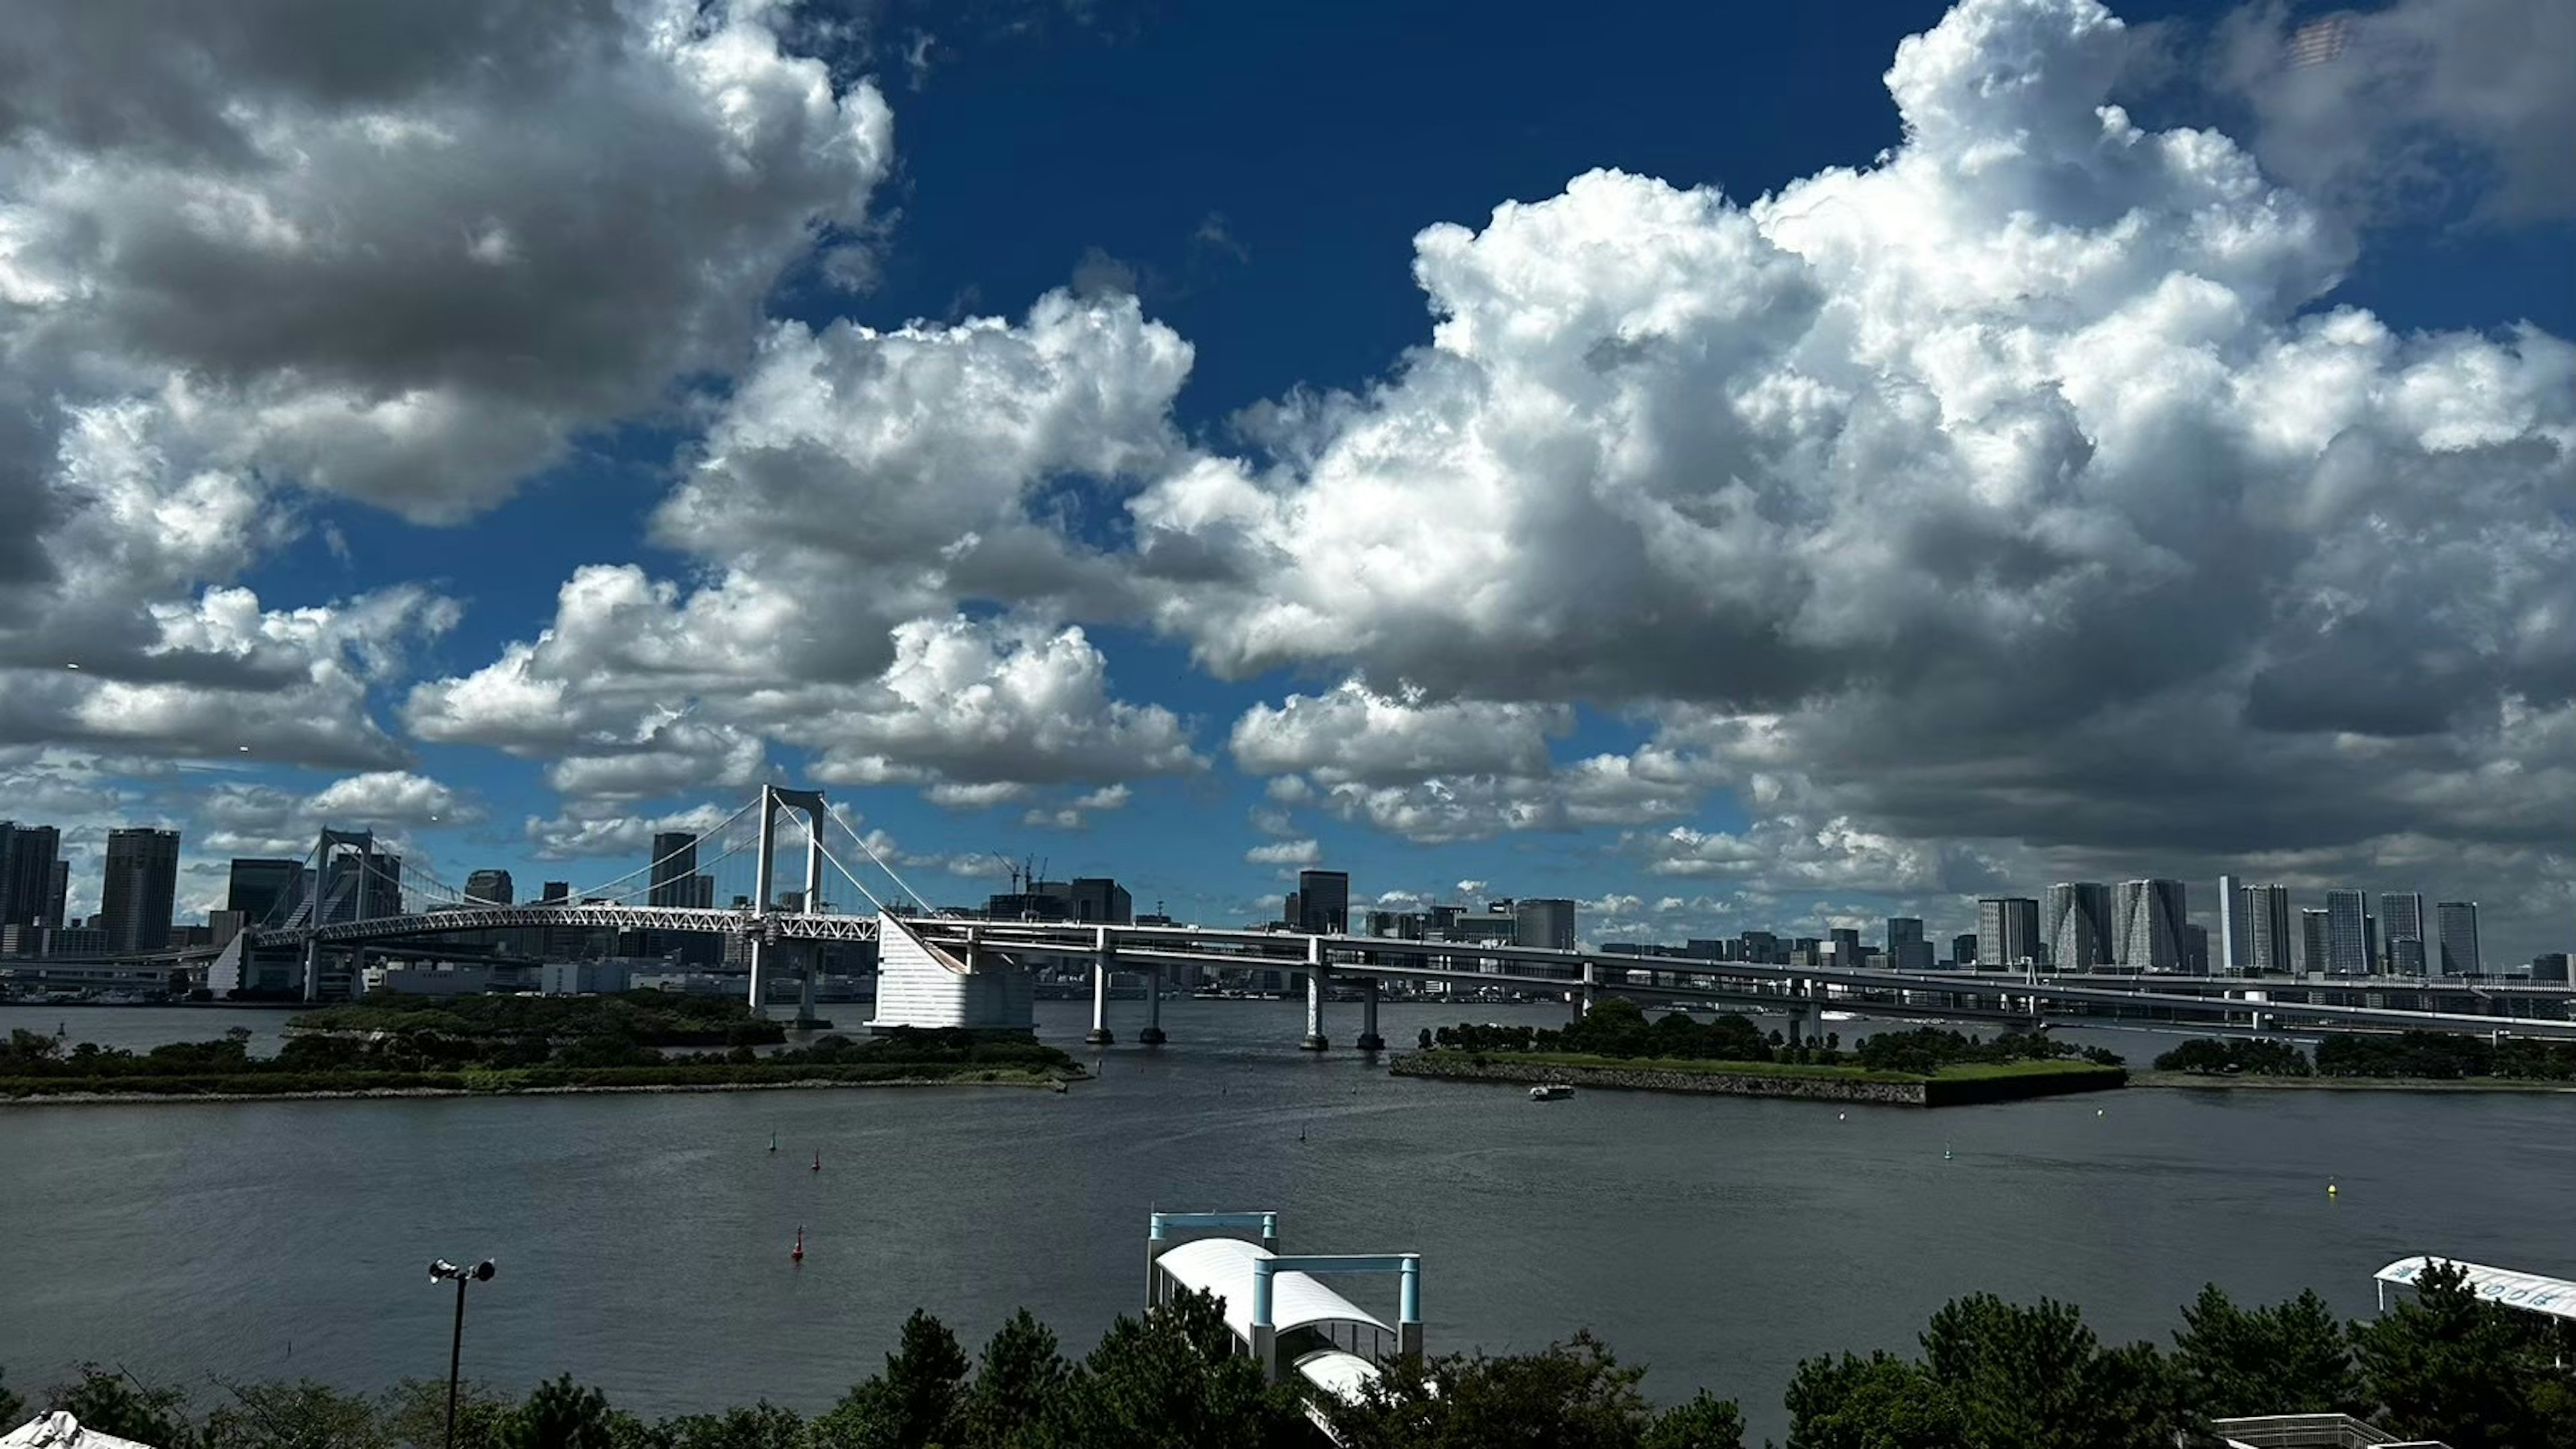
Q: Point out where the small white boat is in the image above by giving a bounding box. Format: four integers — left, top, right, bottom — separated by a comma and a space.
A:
1529, 1084, 1574, 1102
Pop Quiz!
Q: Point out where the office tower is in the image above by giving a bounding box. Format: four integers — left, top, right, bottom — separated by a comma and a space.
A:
1976, 897, 2041, 969
100, 828, 180, 954
2388, 938, 2426, 976
1887, 917, 1932, 971
2242, 884, 2292, 975
691, 874, 714, 909
45, 859, 68, 929
2379, 892, 2425, 976
2183, 923, 2210, 975
1950, 932, 1978, 967
0, 822, 62, 930
2043, 883, 2112, 972
1069, 877, 1135, 925
1827, 926, 1862, 966
466, 869, 515, 906
2115, 879, 2188, 971
1295, 870, 1350, 934
542, 881, 570, 903
648, 833, 698, 908
2533, 953, 2572, 984
2323, 890, 2369, 976
2217, 874, 2248, 975
1514, 898, 1577, 951
2300, 908, 2329, 976
2436, 902, 2481, 977
226, 859, 305, 926
1739, 930, 1781, 965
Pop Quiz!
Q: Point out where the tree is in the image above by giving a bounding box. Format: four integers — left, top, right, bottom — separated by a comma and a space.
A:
961, 1309, 1067, 1449
378, 1378, 512, 1449
2354, 1260, 2576, 1448
1783, 1352, 1962, 1449
1044, 1291, 1305, 1449
1328, 1332, 1683, 1449
651, 1404, 809, 1449
812, 1308, 970, 1449
2171, 1285, 2358, 1417
50, 1364, 199, 1448
201, 1379, 388, 1448
502, 1376, 641, 1449
1642, 1391, 1747, 1449
1, 1366, 25, 1433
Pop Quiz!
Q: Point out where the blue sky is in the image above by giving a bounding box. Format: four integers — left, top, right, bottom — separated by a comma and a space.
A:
5, 0, 2571, 960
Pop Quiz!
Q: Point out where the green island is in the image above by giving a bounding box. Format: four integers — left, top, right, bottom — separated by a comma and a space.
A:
1391, 998, 2126, 1106
0, 994, 1082, 1102
7, 1261, 2570, 1448
2138, 1031, 2576, 1092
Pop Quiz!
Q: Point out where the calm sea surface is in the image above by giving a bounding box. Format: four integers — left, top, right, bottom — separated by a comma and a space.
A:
4, 997, 2572, 1442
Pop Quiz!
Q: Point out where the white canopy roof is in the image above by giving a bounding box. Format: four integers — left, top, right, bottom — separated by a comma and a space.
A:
1, 1413, 162, 1449
1157, 1236, 1392, 1343
1292, 1348, 1385, 1404
2375, 1256, 2576, 1324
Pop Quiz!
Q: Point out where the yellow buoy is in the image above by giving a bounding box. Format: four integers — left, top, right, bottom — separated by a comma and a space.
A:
2328, 1181, 2339, 1197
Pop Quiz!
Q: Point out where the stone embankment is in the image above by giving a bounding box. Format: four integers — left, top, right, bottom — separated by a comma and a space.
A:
1389, 1053, 2125, 1108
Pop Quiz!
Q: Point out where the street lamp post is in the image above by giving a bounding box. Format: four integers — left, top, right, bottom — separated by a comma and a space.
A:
428, 1258, 496, 1449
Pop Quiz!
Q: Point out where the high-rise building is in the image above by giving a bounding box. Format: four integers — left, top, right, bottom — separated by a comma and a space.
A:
0, 822, 62, 930
1949, 932, 1978, 967
100, 828, 180, 955
318, 847, 402, 922
1886, 917, 1933, 972
2323, 889, 2369, 976
2533, 953, 2572, 984
1067, 877, 1134, 925
2043, 883, 2112, 972
1827, 926, 1862, 967
542, 881, 570, 904
1739, 930, 1782, 965
2388, 938, 2426, 976
466, 869, 515, 906
2300, 908, 2330, 977
2114, 879, 2188, 971
2436, 902, 2481, 977
1295, 870, 1350, 934
1976, 897, 2041, 969
648, 833, 698, 909
2216, 874, 2248, 975
226, 859, 305, 926
1514, 898, 1577, 951
2182, 923, 2210, 976
46, 859, 68, 930
2378, 892, 2424, 975
2242, 884, 2292, 975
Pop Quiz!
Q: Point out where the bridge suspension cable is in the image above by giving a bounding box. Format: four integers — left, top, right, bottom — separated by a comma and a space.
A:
561, 796, 761, 903
825, 810, 943, 916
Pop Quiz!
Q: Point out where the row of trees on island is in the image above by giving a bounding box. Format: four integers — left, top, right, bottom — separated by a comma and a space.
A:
1419, 999, 2124, 1073
11, 1265, 2571, 1448
2154, 1030, 2576, 1081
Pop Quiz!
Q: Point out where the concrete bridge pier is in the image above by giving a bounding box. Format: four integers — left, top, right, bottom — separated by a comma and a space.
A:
746, 932, 769, 1010
1301, 937, 1328, 1051
1574, 961, 1598, 1021
1086, 931, 1115, 1045
796, 941, 820, 1028
1355, 977, 1385, 1051
1138, 957, 1167, 1045
302, 936, 321, 1002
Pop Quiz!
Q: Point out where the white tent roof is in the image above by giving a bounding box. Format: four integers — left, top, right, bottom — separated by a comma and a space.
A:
1292, 1348, 1385, 1403
1, 1413, 162, 1449
2375, 1256, 2576, 1324
1157, 1236, 1392, 1342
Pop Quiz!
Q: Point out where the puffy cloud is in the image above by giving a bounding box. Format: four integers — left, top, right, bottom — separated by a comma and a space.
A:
1022, 782, 1131, 830
523, 802, 741, 862
1118, 0, 2572, 957
1230, 682, 1568, 784
2208, 0, 2576, 225
1246, 839, 1322, 867
407, 293, 1205, 810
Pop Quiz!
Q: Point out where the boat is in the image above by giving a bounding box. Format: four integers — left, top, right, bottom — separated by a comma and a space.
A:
1529, 1084, 1574, 1102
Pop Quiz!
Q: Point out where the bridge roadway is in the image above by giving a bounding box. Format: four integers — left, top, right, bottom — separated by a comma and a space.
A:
913, 920, 2576, 1042
240, 903, 882, 949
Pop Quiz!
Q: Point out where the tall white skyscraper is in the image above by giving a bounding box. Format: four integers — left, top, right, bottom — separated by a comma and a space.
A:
2217, 874, 2249, 975
2243, 883, 2292, 975
2115, 878, 2187, 971
2044, 883, 2112, 972
2324, 889, 2370, 976
2436, 901, 2481, 976
1976, 897, 2041, 969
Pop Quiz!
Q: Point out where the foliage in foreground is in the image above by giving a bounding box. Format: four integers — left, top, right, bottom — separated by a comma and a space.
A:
1426, 999, 2122, 1073
12, 1263, 2573, 1448
2153, 1031, 2576, 1082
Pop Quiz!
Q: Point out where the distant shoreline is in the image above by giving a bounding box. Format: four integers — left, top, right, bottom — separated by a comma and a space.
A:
2131, 1071, 2576, 1094
0, 1069, 1080, 1107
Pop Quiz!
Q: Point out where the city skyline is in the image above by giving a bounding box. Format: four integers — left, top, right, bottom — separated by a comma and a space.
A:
0, 0, 2569, 966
